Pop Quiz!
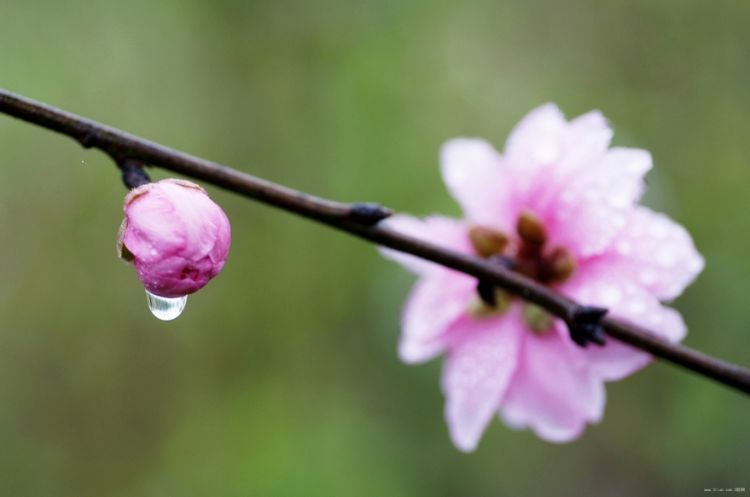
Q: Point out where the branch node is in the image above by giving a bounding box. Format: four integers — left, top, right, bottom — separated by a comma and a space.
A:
566, 305, 608, 347
79, 131, 97, 148
349, 202, 393, 225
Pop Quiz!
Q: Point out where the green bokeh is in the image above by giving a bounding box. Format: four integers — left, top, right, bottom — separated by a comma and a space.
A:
1, 0, 748, 495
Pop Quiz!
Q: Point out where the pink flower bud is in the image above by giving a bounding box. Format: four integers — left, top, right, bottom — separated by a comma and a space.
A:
117, 179, 231, 298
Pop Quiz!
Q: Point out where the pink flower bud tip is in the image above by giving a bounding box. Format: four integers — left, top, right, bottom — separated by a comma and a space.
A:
117, 179, 231, 298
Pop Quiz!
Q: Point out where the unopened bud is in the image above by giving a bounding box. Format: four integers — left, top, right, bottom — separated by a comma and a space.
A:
117, 179, 232, 298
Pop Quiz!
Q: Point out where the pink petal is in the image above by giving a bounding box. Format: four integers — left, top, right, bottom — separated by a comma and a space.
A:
399, 271, 476, 363
581, 340, 652, 382
600, 206, 705, 301
440, 139, 514, 230
500, 332, 605, 443
378, 215, 472, 275
542, 147, 652, 258
441, 312, 523, 451
558, 110, 614, 173
504, 104, 568, 174
504, 105, 612, 179
122, 191, 186, 260
562, 263, 687, 381
502, 106, 646, 257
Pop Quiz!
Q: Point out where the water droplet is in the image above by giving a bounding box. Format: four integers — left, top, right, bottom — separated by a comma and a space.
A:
146, 290, 187, 321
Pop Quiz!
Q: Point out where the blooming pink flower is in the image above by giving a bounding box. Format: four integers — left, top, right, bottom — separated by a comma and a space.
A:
381, 104, 704, 450
118, 179, 231, 298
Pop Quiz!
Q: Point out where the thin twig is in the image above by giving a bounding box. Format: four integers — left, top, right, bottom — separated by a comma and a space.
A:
1, 88, 748, 395
118, 157, 151, 189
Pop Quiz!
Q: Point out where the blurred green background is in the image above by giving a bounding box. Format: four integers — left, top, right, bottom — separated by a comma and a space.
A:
1, 0, 749, 495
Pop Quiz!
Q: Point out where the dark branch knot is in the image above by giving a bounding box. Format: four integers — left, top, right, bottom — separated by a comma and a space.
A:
350, 202, 393, 225
566, 305, 608, 347
79, 131, 97, 148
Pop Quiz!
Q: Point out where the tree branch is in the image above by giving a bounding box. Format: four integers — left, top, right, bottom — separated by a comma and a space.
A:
1, 88, 748, 395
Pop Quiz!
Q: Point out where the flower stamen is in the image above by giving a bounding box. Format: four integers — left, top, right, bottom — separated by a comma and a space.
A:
516, 210, 547, 248
522, 303, 554, 334
469, 226, 509, 258
541, 246, 577, 283
467, 213, 577, 325
468, 288, 510, 318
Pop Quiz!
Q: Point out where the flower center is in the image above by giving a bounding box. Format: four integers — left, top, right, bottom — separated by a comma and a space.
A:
467, 210, 577, 333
